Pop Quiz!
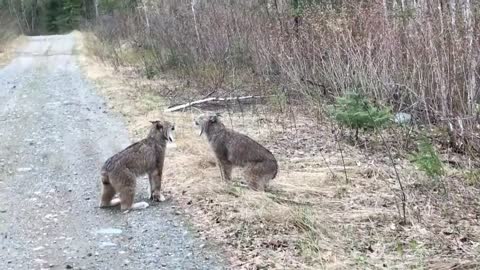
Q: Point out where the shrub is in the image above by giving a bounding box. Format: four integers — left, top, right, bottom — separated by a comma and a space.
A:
329, 92, 392, 140
410, 137, 444, 179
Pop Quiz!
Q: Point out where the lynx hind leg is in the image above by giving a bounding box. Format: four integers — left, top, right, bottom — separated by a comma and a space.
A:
118, 186, 136, 212
99, 173, 117, 208
247, 174, 267, 192
118, 185, 150, 213
245, 161, 276, 192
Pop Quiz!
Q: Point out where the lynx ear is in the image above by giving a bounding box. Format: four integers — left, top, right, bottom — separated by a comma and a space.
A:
150, 121, 163, 129
210, 113, 221, 123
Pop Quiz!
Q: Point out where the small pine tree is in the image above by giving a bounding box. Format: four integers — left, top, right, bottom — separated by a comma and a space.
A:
56, 0, 83, 32
329, 92, 392, 140
410, 137, 444, 179
45, 0, 83, 33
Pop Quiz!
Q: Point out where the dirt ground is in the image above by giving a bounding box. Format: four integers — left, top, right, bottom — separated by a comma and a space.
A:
77, 32, 480, 269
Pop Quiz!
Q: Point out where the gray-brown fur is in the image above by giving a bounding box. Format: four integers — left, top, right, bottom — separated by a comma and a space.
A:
195, 114, 278, 191
99, 120, 175, 211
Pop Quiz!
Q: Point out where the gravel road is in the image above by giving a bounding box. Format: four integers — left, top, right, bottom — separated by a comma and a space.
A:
0, 34, 225, 270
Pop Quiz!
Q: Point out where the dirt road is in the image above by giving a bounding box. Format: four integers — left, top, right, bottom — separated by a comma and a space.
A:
0, 34, 224, 270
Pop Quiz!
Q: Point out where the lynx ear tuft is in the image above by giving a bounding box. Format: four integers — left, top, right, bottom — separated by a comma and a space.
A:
150, 121, 163, 130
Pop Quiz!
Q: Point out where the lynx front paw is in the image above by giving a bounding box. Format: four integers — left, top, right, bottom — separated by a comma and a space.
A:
151, 192, 166, 202
99, 198, 121, 208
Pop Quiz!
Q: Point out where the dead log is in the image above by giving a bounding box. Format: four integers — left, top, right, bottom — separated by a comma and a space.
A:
164, 95, 269, 112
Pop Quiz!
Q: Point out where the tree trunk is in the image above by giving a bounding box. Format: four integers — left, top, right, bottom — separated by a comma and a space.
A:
143, 0, 150, 33
463, 0, 477, 115
31, 0, 37, 34
94, 0, 99, 18
191, 0, 201, 45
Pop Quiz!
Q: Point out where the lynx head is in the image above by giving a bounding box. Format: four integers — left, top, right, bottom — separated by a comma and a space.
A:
149, 120, 175, 143
194, 113, 222, 136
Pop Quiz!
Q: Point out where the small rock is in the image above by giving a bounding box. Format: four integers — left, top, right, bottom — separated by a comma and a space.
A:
65, 264, 73, 269
33, 246, 45, 251
17, 167, 32, 172
34, 258, 48, 264
99, 242, 117, 248
394, 112, 412, 124
95, 228, 122, 234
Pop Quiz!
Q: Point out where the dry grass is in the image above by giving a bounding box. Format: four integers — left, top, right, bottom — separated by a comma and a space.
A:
77, 32, 480, 269
0, 10, 23, 67
0, 35, 26, 67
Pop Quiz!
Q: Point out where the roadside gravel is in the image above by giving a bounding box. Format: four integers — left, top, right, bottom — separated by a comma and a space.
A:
0, 34, 225, 270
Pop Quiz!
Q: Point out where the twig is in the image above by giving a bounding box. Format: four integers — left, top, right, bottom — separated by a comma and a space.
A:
335, 127, 349, 184
203, 89, 217, 99
380, 129, 407, 225
164, 95, 271, 112
366, 110, 408, 225
319, 149, 336, 179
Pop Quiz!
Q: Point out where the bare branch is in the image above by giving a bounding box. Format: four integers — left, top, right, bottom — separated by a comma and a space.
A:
164, 95, 271, 112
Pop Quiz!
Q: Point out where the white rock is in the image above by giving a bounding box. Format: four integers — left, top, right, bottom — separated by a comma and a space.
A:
394, 112, 412, 124
95, 228, 123, 235
33, 246, 45, 251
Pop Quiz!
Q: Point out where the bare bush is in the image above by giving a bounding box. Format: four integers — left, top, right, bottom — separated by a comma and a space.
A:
89, 0, 479, 151
0, 8, 19, 46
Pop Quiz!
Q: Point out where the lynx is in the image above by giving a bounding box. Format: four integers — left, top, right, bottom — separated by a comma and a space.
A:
99, 121, 175, 212
195, 114, 278, 191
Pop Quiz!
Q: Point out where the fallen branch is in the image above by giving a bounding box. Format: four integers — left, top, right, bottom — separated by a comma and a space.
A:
164, 95, 270, 112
